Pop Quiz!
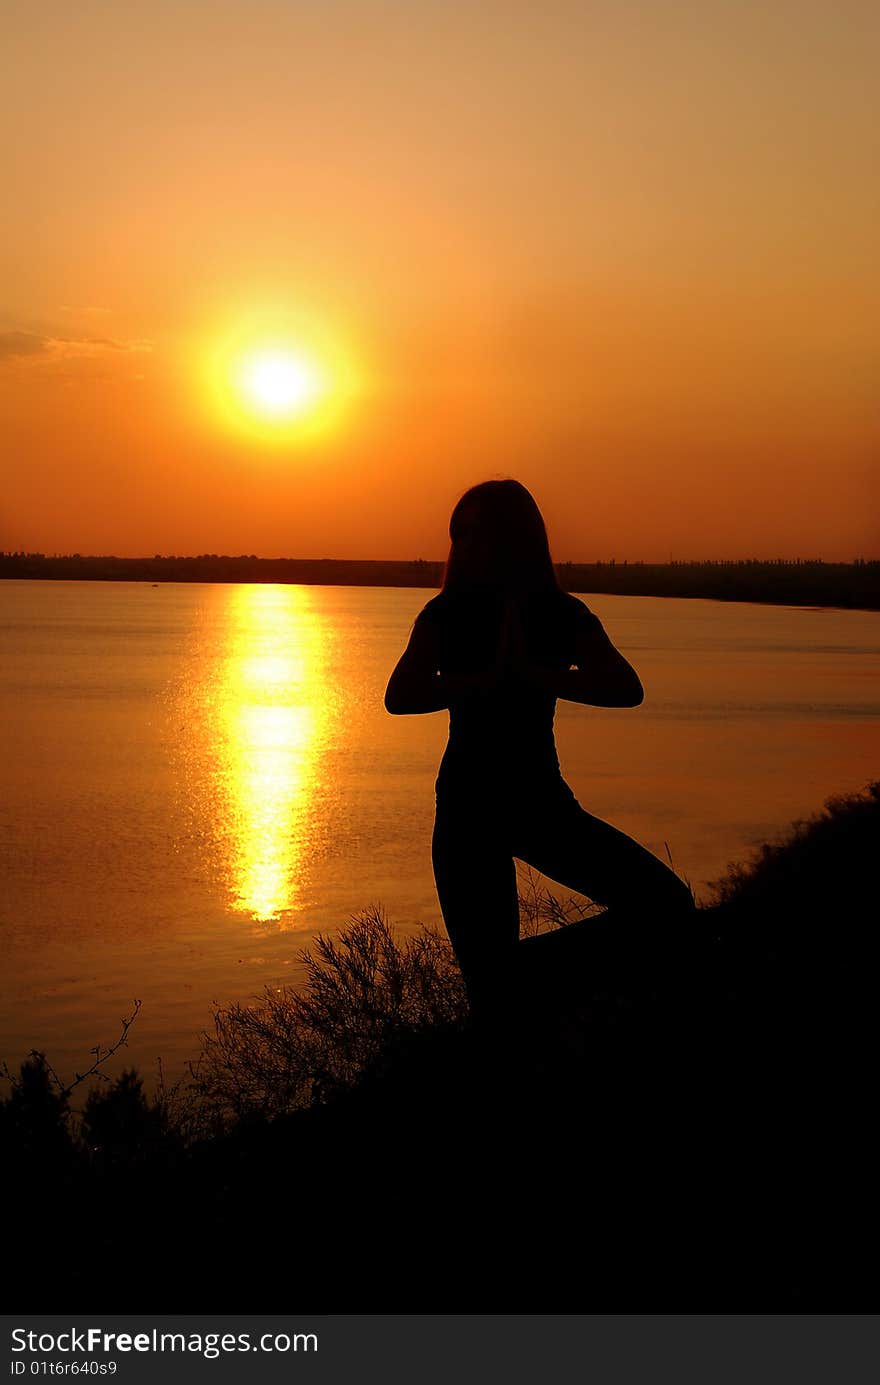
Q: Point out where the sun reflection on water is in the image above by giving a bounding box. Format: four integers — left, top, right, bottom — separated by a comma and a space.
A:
212, 584, 329, 925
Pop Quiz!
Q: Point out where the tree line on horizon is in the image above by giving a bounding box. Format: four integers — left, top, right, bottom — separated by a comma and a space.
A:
1, 550, 878, 608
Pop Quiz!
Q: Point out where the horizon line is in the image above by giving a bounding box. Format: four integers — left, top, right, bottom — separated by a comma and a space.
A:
2, 551, 878, 567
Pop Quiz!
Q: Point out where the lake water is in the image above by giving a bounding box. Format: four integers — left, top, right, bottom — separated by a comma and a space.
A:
2, 579, 878, 1092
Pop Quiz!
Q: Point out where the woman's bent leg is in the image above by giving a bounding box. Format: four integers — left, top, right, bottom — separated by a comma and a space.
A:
517, 800, 693, 919
431, 803, 520, 1025
512, 790, 696, 985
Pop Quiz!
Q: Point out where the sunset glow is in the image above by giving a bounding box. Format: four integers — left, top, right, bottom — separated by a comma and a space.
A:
2, 4, 877, 558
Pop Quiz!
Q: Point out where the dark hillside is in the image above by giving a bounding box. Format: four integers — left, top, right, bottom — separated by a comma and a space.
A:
3, 783, 876, 1309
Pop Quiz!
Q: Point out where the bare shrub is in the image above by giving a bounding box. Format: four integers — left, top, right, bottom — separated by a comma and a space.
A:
186, 906, 468, 1128
516, 861, 604, 934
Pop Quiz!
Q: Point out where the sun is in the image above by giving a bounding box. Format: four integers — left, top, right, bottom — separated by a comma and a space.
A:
200, 313, 357, 445
237, 349, 324, 421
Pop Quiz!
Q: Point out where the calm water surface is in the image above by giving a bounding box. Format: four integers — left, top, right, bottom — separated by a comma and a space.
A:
2, 580, 878, 1088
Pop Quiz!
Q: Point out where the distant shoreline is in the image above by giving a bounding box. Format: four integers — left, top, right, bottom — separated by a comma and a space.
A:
1, 554, 878, 609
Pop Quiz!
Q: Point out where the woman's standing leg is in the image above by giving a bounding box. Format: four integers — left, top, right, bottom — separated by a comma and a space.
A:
431, 799, 520, 1025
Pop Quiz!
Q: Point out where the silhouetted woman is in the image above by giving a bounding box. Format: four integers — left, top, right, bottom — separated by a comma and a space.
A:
385, 479, 695, 1027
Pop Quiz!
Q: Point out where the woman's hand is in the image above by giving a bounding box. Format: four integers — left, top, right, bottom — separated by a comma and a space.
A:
426, 602, 528, 708
521, 614, 644, 707
443, 603, 525, 703
385, 610, 512, 714
385, 597, 542, 714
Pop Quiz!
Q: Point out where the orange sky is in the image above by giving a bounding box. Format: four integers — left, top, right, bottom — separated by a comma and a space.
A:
2, 1, 878, 561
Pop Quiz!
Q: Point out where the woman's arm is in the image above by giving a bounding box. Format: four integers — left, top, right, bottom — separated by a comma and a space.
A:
519, 608, 644, 708
385, 600, 641, 714
384, 618, 502, 715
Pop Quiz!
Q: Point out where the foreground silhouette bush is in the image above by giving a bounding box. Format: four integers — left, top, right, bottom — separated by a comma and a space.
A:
187, 905, 468, 1126
708, 779, 878, 920
0, 1053, 76, 1174
81, 1067, 182, 1169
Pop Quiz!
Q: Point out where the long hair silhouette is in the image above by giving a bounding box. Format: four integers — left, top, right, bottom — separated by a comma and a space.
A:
441, 479, 561, 596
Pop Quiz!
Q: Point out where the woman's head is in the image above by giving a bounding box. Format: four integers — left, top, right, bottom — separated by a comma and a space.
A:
441, 479, 560, 594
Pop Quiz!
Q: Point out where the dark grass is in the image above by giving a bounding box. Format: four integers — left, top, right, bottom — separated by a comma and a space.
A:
2, 782, 876, 1310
